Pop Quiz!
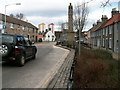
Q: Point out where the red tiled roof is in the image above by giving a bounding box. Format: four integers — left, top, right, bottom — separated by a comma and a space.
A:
89, 23, 101, 32
94, 23, 102, 31
103, 13, 120, 27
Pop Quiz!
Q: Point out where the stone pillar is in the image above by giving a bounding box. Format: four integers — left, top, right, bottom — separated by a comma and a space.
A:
67, 3, 75, 47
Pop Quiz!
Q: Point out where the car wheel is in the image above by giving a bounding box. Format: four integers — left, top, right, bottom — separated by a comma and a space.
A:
17, 55, 25, 67
0, 43, 11, 57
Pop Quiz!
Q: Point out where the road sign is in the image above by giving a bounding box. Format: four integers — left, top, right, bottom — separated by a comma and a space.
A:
3, 25, 6, 29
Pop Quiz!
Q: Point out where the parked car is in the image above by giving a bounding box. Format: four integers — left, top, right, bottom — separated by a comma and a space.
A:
0, 34, 37, 66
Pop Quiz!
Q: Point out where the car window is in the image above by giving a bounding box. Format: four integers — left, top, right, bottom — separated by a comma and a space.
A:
24, 37, 31, 46
17, 36, 24, 45
0, 34, 14, 43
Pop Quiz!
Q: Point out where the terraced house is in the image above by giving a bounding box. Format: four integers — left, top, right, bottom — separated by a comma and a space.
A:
0, 13, 38, 42
89, 8, 120, 59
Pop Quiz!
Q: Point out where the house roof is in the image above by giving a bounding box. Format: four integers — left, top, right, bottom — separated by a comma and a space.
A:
89, 24, 98, 33
1, 13, 38, 29
103, 13, 120, 28
89, 13, 120, 32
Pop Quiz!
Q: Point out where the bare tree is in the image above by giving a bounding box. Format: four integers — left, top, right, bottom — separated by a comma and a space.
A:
101, 0, 111, 8
16, 13, 25, 20
74, 1, 89, 55
10, 13, 25, 20
10, 14, 14, 18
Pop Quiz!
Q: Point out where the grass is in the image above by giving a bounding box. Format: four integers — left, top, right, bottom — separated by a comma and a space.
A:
73, 47, 119, 88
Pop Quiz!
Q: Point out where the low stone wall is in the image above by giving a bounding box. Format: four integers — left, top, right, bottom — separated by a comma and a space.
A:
47, 46, 75, 88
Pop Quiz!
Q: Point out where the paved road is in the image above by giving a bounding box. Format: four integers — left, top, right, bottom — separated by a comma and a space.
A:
2, 42, 69, 88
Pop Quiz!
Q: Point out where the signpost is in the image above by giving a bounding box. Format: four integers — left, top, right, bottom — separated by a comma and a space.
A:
3, 25, 6, 29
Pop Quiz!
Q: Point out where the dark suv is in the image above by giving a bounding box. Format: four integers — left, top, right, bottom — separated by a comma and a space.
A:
0, 34, 37, 66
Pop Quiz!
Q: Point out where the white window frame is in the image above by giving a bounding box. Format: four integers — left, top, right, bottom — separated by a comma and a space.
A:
109, 38, 112, 49
10, 23, 14, 29
103, 38, 104, 47
0, 20, 3, 29
106, 27, 108, 36
109, 25, 112, 34
22, 26, 25, 30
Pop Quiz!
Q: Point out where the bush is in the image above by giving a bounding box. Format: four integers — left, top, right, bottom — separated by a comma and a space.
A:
73, 47, 119, 88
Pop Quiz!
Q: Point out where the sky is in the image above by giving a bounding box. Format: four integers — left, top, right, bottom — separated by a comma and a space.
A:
0, 0, 120, 31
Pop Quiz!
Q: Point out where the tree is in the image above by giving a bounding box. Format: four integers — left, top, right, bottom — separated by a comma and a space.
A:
10, 14, 14, 18
9, 13, 25, 20
16, 13, 25, 20
101, 0, 111, 8
74, 1, 89, 55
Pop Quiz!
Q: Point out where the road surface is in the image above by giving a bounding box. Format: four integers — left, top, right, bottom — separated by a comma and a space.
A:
2, 42, 69, 88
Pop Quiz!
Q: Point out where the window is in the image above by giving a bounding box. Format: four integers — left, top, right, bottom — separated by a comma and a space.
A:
109, 38, 112, 49
17, 36, 24, 45
106, 27, 108, 36
0, 20, 3, 24
25, 27, 28, 30
33, 29, 34, 33
103, 28, 105, 35
103, 38, 104, 47
22, 26, 25, 30
0, 20, 3, 29
116, 40, 118, 50
36, 30, 38, 33
10, 23, 14, 29
109, 25, 112, 34
0, 35, 14, 43
24, 37, 30, 46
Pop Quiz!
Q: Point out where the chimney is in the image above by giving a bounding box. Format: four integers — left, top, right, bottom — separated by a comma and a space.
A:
111, 8, 119, 17
101, 15, 108, 22
93, 23, 96, 27
97, 20, 101, 25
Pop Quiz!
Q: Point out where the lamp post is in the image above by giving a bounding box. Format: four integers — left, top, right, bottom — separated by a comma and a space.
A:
4, 3, 21, 26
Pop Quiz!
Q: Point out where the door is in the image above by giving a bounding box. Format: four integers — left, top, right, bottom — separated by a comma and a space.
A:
23, 37, 33, 58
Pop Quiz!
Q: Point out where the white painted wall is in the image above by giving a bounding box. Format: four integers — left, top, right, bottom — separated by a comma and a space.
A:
44, 31, 56, 41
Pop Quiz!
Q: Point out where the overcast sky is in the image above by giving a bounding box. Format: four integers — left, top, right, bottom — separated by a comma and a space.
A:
0, 0, 120, 31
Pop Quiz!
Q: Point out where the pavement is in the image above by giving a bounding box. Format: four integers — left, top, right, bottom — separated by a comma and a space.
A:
34, 42, 56, 46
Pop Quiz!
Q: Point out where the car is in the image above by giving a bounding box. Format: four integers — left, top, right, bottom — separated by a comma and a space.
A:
0, 33, 37, 66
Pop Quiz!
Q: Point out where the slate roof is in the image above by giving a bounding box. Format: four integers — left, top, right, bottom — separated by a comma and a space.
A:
103, 13, 120, 28
89, 13, 120, 32
0, 13, 38, 29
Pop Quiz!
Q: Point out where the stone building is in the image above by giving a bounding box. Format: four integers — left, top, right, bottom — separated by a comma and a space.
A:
0, 13, 38, 42
88, 8, 120, 59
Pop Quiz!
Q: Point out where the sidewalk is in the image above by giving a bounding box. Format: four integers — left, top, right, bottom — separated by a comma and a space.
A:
34, 42, 56, 46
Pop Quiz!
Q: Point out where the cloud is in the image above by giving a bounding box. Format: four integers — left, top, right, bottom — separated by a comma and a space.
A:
26, 15, 68, 30
21, 9, 67, 18
0, 0, 120, 31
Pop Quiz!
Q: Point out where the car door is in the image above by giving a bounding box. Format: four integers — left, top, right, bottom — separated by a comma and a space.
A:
23, 37, 33, 58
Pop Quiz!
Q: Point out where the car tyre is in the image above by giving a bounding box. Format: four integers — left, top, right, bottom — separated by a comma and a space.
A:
1, 43, 12, 58
17, 55, 25, 67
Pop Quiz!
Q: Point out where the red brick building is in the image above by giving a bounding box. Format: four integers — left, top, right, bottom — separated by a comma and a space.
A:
0, 13, 38, 42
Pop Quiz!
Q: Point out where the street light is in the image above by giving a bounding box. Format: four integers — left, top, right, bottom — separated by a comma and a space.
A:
4, 3, 21, 25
